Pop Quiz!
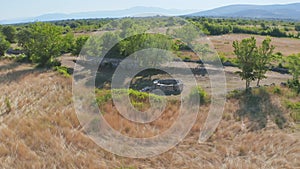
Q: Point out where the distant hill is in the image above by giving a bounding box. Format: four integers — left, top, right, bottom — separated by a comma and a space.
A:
189, 3, 300, 20
0, 7, 196, 24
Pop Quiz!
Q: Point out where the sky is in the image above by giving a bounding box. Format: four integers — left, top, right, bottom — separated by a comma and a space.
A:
1, 0, 300, 20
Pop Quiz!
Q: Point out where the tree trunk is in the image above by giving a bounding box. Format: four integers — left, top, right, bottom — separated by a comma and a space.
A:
257, 79, 261, 87
247, 80, 250, 89
246, 80, 251, 92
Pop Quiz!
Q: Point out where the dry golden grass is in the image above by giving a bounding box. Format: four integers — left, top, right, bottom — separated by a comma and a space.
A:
209, 34, 300, 58
0, 60, 299, 169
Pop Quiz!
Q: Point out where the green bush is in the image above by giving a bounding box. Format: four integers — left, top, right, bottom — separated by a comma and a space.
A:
54, 66, 71, 77
95, 89, 163, 111
18, 22, 64, 67
287, 79, 300, 94
188, 86, 208, 105
0, 34, 10, 56
1, 26, 16, 43
284, 101, 300, 122
272, 86, 282, 94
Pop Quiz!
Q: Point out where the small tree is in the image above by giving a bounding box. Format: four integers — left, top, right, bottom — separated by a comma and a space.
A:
286, 54, 300, 81
1, 26, 16, 43
233, 37, 258, 90
72, 36, 89, 56
19, 23, 64, 67
0, 34, 10, 56
295, 24, 300, 32
61, 32, 75, 54
286, 54, 300, 94
255, 37, 275, 86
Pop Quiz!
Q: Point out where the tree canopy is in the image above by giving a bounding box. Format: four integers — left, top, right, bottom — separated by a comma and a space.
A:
0, 33, 10, 56
17, 22, 64, 67
233, 36, 276, 90
233, 37, 258, 90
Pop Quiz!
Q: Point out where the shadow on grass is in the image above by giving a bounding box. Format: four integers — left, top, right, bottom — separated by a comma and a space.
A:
0, 67, 48, 84
0, 61, 21, 72
236, 88, 286, 130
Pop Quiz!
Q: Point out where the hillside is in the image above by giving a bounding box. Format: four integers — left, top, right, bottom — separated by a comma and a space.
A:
189, 3, 300, 20
0, 59, 299, 168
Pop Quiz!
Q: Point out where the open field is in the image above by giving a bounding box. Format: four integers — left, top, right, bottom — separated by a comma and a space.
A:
209, 34, 300, 58
0, 59, 299, 169
2, 4, 300, 169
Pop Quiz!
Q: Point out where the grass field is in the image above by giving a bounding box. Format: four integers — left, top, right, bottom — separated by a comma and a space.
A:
0, 59, 299, 169
209, 34, 300, 58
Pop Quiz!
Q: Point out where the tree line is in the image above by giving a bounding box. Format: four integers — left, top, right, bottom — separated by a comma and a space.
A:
188, 17, 300, 38
0, 18, 299, 93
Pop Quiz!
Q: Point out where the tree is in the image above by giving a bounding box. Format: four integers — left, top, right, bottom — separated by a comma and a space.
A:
295, 24, 300, 32
101, 32, 120, 55
286, 54, 300, 94
61, 32, 75, 53
233, 37, 258, 90
1, 26, 16, 43
72, 36, 89, 56
16, 28, 32, 60
286, 54, 300, 81
0, 33, 10, 56
19, 23, 64, 67
255, 37, 275, 86
173, 24, 198, 46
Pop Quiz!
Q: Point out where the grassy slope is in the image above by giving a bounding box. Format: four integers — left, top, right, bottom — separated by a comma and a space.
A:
0, 60, 299, 169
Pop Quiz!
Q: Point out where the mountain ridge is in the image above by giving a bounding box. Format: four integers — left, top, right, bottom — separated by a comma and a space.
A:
0, 7, 196, 24
188, 3, 300, 20
2, 3, 300, 24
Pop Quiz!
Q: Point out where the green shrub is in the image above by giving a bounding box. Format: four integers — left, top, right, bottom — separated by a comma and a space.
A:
218, 52, 227, 63
4, 96, 11, 113
287, 79, 300, 94
188, 86, 208, 105
95, 89, 164, 111
54, 66, 71, 77
272, 86, 282, 94
0, 34, 10, 56
183, 56, 191, 61
227, 89, 245, 99
284, 100, 300, 122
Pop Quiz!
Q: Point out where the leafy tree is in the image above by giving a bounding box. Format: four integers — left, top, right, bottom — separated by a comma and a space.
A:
19, 23, 64, 67
260, 23, 267, 30
295, 24, 300, 31
255, 37, 275, 86
233, 37, 258, 90
268, 28, 286, 37
72, 36, 89, 56
1, 26, 16, 43
16, 28, 32, 60
61, 32, 75, 53
173, 24, 198, 46
286, 54, 300, 81
83, 36, 103, 57
286, 54, 300, 94
101, 32, 120, 55
0, 33, 10, 56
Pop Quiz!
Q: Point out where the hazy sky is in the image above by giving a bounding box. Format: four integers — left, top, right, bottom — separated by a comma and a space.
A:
1, 0, 300, 20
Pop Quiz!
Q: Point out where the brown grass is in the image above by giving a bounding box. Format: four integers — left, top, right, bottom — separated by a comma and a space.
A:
209, 34, 300, 58
0, 60, 299, 169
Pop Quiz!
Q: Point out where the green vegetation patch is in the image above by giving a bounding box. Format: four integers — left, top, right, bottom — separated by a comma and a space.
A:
54, 66, 72, 77
95, 88, 164, 111
188, 86, 208, 105
284, 100, 300, 122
